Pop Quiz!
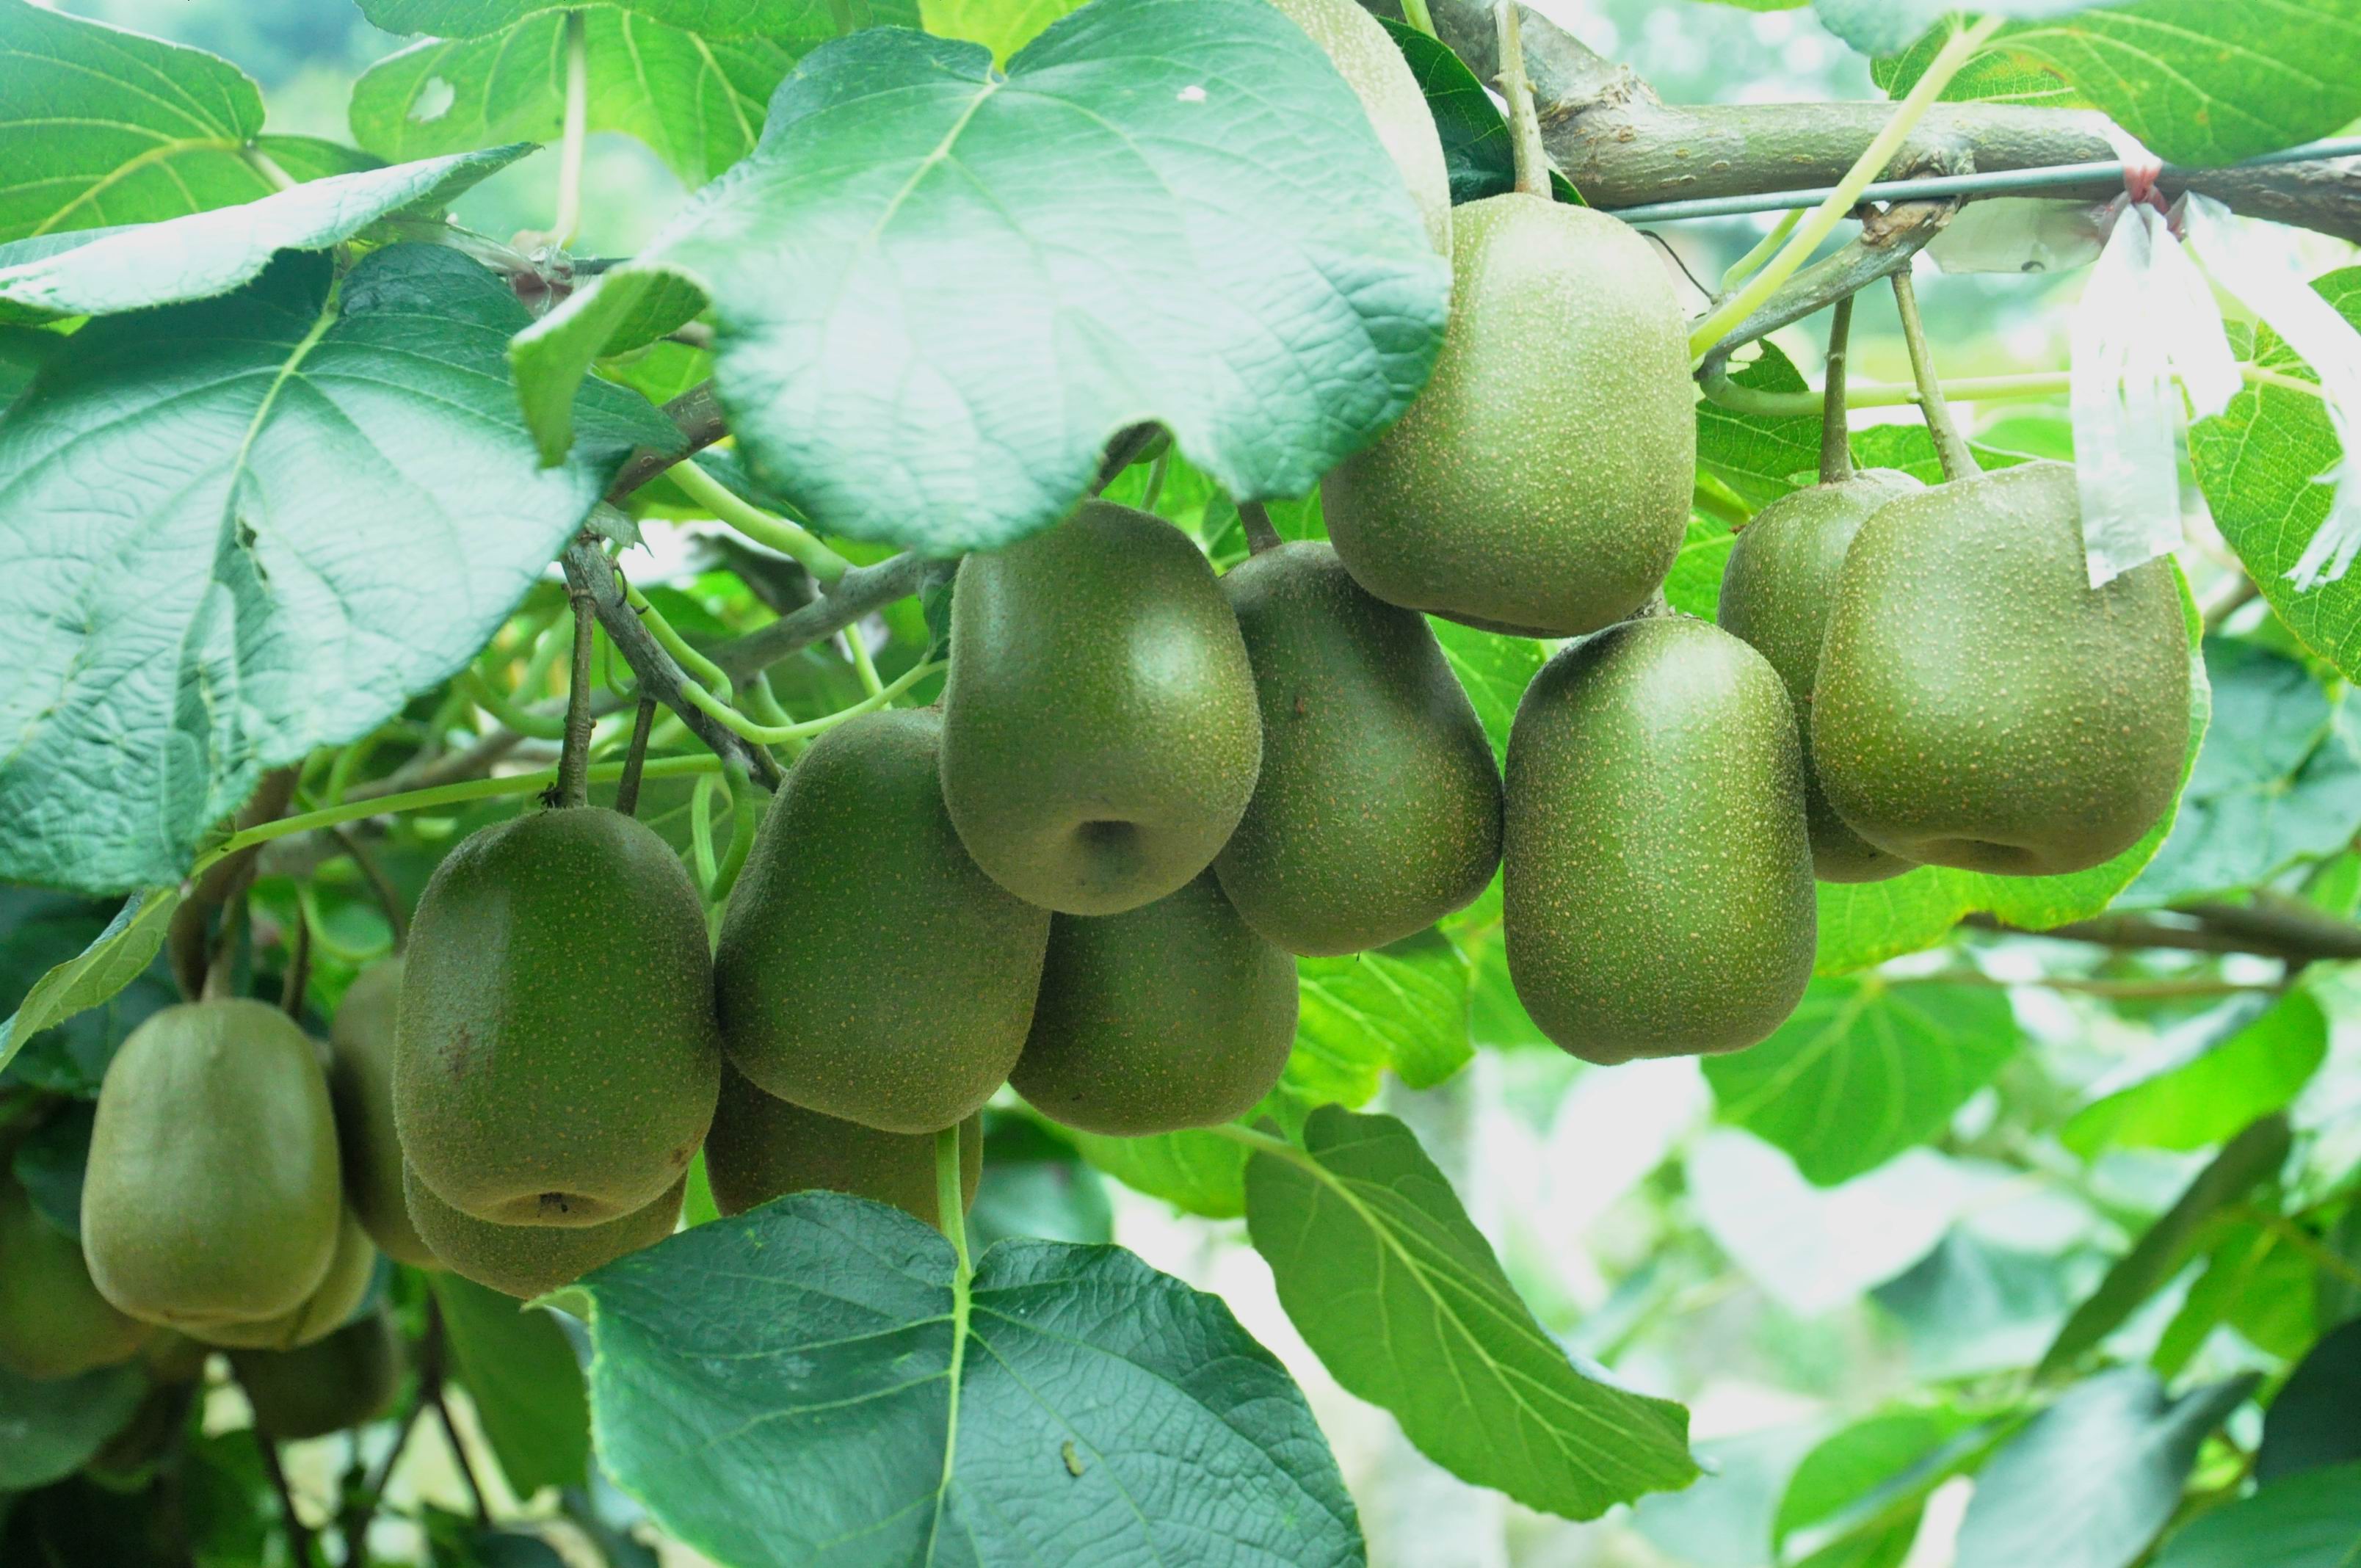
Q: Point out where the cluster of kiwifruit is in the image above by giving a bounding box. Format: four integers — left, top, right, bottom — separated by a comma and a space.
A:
7, 0, 2194, 1345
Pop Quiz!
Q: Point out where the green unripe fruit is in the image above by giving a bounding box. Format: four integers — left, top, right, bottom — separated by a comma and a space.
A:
1266, 0, 1451, 255
82, 1001, 343, 1336
942, 501, 1263, 916
0, 1181, 148, 1380
327, 961, 438, 1268
396, 807, 721, 1227
704, 1066, 981, 1224
1505, 616, 1816, 1063
231, 1312, 404, 1441
1718, 470, 1924, 883
1013, 871, 1298, 1136
402, 1164, 684, 1302
1813, 462, 2191, 876
195, 1210, 375, 1351
1324, 196, 1693, 638
717, 709, 1048, 1134
1214, 542, 1501, 954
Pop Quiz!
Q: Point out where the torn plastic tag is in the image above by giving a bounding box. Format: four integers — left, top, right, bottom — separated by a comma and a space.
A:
2070, 202, 2234, 587
1929, 198, 2112, 276
2183, 192, 2361, 589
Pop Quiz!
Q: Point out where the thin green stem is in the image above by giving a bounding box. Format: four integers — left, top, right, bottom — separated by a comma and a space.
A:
553, 10, 590, 248
846, 628, 885, 699
239, 144, 300, 194
1821, 293, 1855, 485
680, 658, 940, 748
1890, 268, 1979, 481
624, 579, 734, 700
926, 1121, 972, 1560
460, 670, 565, 739
1721, 209, 1802, 294
1399, 0, 1437, 38
1139, 451, 1169, 514
1495, 2, 1552, 200
297, 882, 393, 968
667, 460, 852, 585
1238, 501, 1284, 555
709, 766, 761, 903
935, 1124, 971, 1267
1686, 15, 2003, 361
689, 773, 722, 893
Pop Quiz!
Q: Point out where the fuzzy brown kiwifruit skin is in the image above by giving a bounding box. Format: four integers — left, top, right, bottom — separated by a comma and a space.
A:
193, 1209, 377, 1351
1717, 469, 1923, 883
1324, 195, 1693, 638
402, 1164, 684, 1302
0, 1180, 150, 1379
1013, 871, 1298, 1136
703, 1065, 981, 1225
394, 807, 720, 1229
941, 502, 1263, 917
1812, 461, 2191, 876
716, 709, 1047, 1134
1214, 542, 1501, 954
327, 960, 438, 1267
1505, 615, 1816, 1064
81, 1001, 342, 1337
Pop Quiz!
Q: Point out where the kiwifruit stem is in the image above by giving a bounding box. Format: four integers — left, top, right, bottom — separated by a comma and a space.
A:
935, 1122, 972, 1274
1400, 0, 1438, 38
1890, 268, 1980, 482
556, 584, 598, 810
614, 695, 659, 819
280, 906, 311, 1020
1820, 294, 1856, 486
1495, 3, 1553, 201
1239, 500, 1284, 554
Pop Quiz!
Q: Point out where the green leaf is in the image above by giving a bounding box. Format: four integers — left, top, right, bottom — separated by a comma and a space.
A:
351, 7, 917, 189
2151, 1219, 2313, 1376
0, 146, 528, 322
1244, 1106, 1700, 1520
921, 0, 1084, 62
1774, 1408, 1984, 1568
1294, 927, 1473, 1101
0, 244, 677, 893
1702, 976, 2020, 1187
2193, 268, 2361, 680
0, 1360, 144, 1489
358, 0, 852, 37
515, 0, 1450, 556
1064, 1123, 1250, 1218
2125, 640, 2361, 907
11, 1102, 94, 1238
1814, 566, 2210, 973
1665, 511, 1739, 621
2151, 1462, 2361, 1568
0, 890, 178, 1077
433, 1273, 592, 1496
1874, 1230, 2079, 1379
1952, 1368, 2258, 1568
1697, 342, 1821, 507
965, 1113, 1113, 1249
2257, 1318, 2361, 1483
1871, 2, 2361, 166
2063, 991, 2329, 1157
2039, 1114, 2291, 1377
1429, 619, 1543, 764
0, 1, 370, 244
556, 1194, 1364, 1565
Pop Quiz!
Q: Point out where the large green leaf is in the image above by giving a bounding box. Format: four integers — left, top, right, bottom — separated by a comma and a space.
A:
1702, 976, 2019, 1187
1774, 1408, 1985, 1568
2257, 1318, 2361, 1482
1814, 567, 2210, 973
2150, 1462, 2361, 1568
2063, 991, 2329, 1157
2125, 639, 2361, 907
1428, 620, 1543, 764
0, 244, 677, 893
0, 1361, 144, 1489
2039, 1114, 2291, 1376
0, 1, 377, 244
1246, 1107, 1700, 1520
1952, 1368, 2257, 1568
1375, 20, 1579, 206
514, 0, 1449, 555
350, 7, 916, 188
1063, 1123, 1250, 1218
434, 1274, 592, 1497
2192, 268, 2361, 680
1697, 343, 1822, 507
1294, 927, 1472, 1100
1872, 2, 2361, 166
1874, 1230, 2080, 1379
554, 1194, 1363, 1566
0, 888, 178, 1078
0, 146, 527, 321
359, 0, 852, 36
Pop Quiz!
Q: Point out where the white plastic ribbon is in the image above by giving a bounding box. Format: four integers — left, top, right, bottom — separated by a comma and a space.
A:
2070, 200, 2237, 586
2183, 192, 2361, 589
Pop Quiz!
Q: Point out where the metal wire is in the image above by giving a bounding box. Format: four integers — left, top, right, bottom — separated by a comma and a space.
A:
1602, 134, 2361, 225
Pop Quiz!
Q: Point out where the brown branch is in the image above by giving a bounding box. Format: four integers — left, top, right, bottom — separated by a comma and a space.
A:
1384, 1, 2361, 244
1968, 900, 2361, 964
606, 380, 728, 504
710, 550, 934, 684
